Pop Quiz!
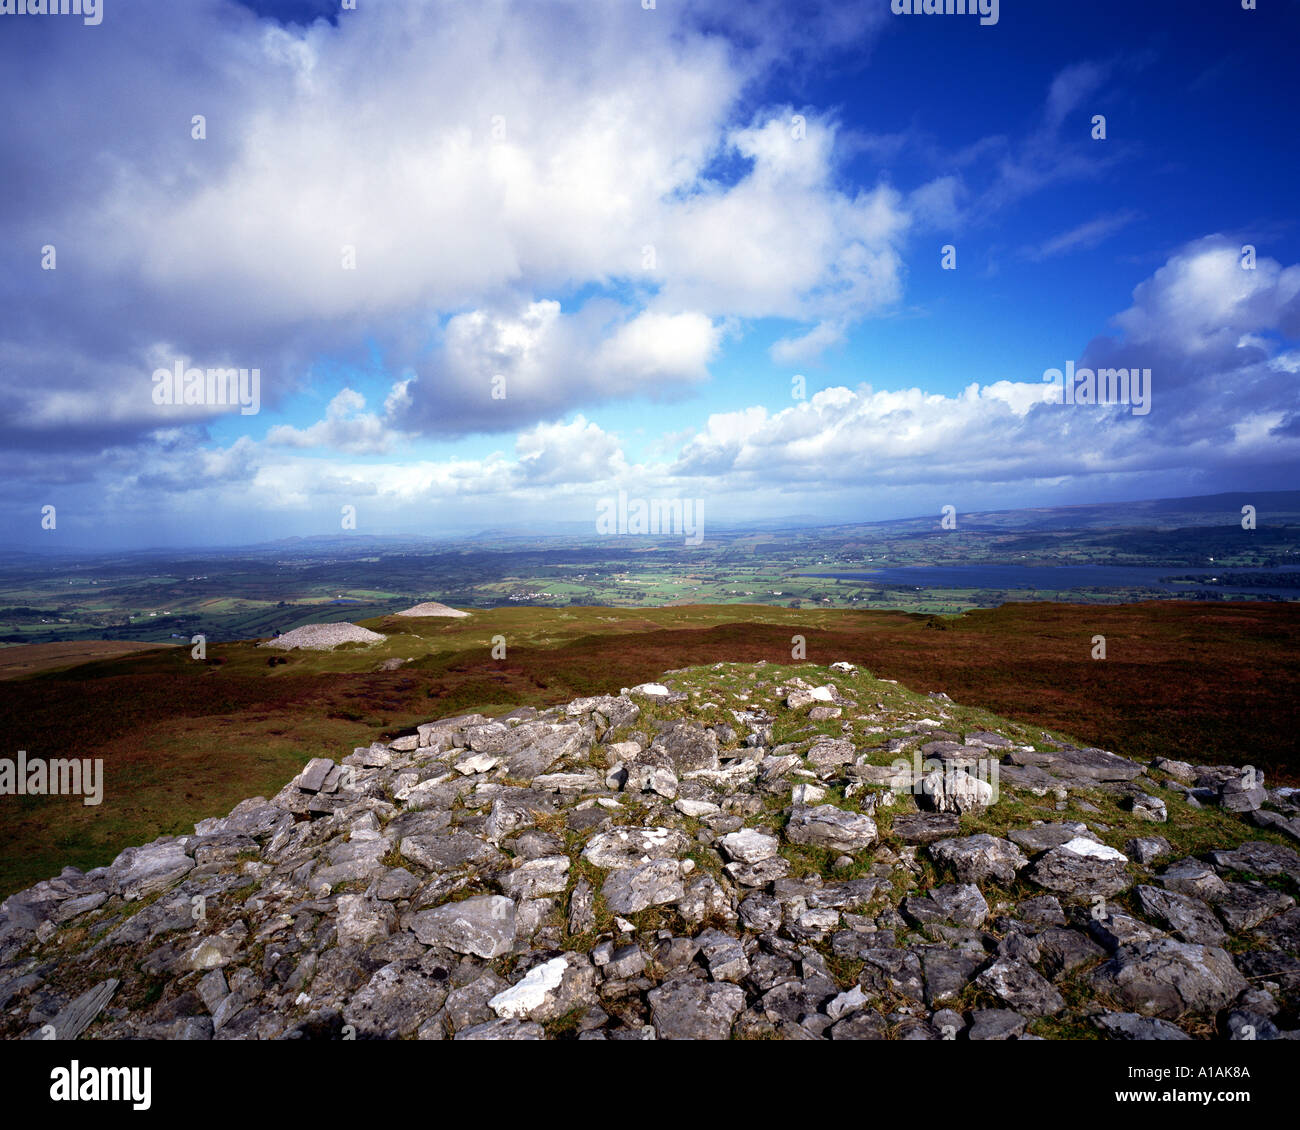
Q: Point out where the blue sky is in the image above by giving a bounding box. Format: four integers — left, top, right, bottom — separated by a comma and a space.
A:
2, 0, 1298, 548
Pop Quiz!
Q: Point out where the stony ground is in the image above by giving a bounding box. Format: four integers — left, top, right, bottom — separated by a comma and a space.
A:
2, 660, 1298, 1041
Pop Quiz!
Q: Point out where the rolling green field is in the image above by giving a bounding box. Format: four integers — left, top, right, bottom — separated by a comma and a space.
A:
4, 492, 1298, 644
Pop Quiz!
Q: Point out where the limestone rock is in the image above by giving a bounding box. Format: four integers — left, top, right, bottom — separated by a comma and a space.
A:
1029, 838, 1130, 898
409, 896, 516, 958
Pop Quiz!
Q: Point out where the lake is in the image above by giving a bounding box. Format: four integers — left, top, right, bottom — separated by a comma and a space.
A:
801, 565, 1300, 599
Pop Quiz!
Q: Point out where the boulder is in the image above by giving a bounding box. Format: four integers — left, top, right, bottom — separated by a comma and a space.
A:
1029, 838, 1130, 898
1091, 938, 1249, 1019
930, 834, 1028, 886
408, 895, 516, 958
785, 805, 877, 854
648, 979, 746, 1040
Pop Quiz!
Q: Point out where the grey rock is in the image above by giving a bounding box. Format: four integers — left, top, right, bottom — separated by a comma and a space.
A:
1127, 793, 1168, 823
376, 867, 420, 901
1253, 906, 1300, 954
33, 978, 118, 1040
1028, 838, 1130, 898
1224, 1009, 1282, 1041
568, 878, 595, 935
437, 971, 507, 1034
1214, 881, 1295, 932
1135, 886, 1226, 946
605, 944, 645, 980
108, 840, 194, 901
500, 855, 570, 900
581, 826, 689, 870
888, 812, 959, 847
399, 831, 504, 873
857, 949, 925, 1002
297, 758, 336, 792
696, 929, 750, 983
968, 1008, 1027, 1040
903, 883, 989, 929
1088, 912, 1168, 952
1125, 836, 1171, 865
920, 948, 983, 1006
1206, 841, 1300, 883
1158, 857, 1229, 901
785, 805, 877, 854
975, 959, 1065, 1017
1035, 927, 1105, 980
502, 721, 585, 779
648, 722, 720, 774
488, 953, 596, 1021
601, 860, 684, 915
725, 857, 792, 887
648, 978, 745, 1040
830, 1009, 888, 1039
919, 766, 994, 814
1016, 895, 1067, 927
1007, 822, 1100, 854
408, 895, 516, 958
677, 876, 735, 926
720, 828, 780, 864
1094, 1012, 1192, 1040
1091, 938, 1249, 1019
454, 1017, 545, 1040
930, 834, 1028, 886
344, 961, 449, 1038
1007, 745, 1144, 782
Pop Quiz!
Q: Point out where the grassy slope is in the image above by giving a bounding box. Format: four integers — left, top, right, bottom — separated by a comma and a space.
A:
0, 600, 1295, 898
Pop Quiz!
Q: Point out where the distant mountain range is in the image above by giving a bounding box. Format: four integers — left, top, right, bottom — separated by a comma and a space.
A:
6, 491, 1298, 560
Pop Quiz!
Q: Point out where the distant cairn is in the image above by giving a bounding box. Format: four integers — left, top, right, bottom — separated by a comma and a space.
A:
392, 601, 470, 618
259, 623, 385, 650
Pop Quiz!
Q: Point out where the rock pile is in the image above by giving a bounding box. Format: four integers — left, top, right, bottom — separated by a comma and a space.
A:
260, 623, 386, 651
2, 662, 1297, 1041
392, 602, 470, 618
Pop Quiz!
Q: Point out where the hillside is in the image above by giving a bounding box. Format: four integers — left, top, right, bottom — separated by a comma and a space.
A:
2, 660, 1296, 1041
0, 601, 1296, 900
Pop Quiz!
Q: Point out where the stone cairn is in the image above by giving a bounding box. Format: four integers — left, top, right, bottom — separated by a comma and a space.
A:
2, 661, 1297, 1041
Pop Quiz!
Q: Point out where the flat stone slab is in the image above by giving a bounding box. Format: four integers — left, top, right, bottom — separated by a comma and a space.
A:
893, 812, 960, 845
785, 804, 877, 853
1007, 745, 1144, 782
648, 978, 745, 1040
408, 895, 516, 958
581, 827, 689, 870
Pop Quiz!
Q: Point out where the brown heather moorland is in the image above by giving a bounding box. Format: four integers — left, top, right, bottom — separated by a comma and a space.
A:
0, 599, 1295, 897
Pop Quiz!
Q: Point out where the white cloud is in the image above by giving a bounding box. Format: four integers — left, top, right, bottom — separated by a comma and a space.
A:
1025, 209, 1141, 261
266, 388, 400, 454
0, 0, 908, 452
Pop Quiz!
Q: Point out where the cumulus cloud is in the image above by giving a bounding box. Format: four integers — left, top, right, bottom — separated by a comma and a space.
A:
392, 303, 723, 435
0, 0, 904, 455
672, 238, 1300, 491
266, 388, 399, 454
8, 235, 1297, 544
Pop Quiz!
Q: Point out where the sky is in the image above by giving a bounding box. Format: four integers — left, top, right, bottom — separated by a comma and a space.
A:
2, 0, 1298, 549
